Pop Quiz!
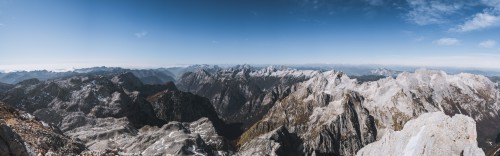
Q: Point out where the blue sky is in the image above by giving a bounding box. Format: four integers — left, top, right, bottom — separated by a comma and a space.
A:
1, 0, 500, 71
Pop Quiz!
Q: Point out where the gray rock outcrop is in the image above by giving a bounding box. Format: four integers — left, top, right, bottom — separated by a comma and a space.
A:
356, 112, 485, 156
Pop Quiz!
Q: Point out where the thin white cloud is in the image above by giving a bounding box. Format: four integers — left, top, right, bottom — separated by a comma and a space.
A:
134, 31, 148, 38
433, 38, 460, 46
451, 12, 500, 32
482, 0, 500, 10
405, 0, 463, 25
403, 0, 500, 33
479, 40, 496, 48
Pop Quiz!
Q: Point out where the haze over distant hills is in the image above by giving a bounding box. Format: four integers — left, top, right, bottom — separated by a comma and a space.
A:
1, 64, 500, 84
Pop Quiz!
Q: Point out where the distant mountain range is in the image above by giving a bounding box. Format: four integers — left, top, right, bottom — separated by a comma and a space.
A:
0, 65, 499, 155
2, 64, 500, 85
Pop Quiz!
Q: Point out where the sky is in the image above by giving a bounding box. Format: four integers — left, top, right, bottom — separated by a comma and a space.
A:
1, 0, 500, 71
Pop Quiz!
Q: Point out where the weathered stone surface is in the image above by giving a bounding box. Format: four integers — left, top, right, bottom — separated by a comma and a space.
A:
238, 126, 303, 156
77, 118, 230, 156
1, 72, 235, 155
357, 112, 485, 156
239, 82, 377, 155
176, 65, 316, 129
0, 124, 31, 156
0, 102, 85, 156
238, 69, 499, 155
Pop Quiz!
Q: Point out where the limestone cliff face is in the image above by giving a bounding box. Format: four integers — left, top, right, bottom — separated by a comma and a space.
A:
239, 71, 377, 155
176, 66, 317, 128
356, 112, 485, 156
238, 69, 499, 155
355, 70, 500, 150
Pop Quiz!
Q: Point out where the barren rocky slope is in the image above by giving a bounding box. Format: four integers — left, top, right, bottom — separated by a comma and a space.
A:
238, 71, 376, 155
356, 112, 484, 156
0, 102, 85, 155
237, 69, 499, 155
176, 65, 319, 128
0, 72, 236, 155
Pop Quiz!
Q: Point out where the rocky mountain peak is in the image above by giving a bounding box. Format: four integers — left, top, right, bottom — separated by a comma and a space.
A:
176, 65, 320, 129
146, 89, 219, 123
111, 72, 144, 91
164, 81, 179, 91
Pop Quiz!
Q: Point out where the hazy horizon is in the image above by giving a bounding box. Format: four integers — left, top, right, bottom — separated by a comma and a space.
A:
2, 63, 500, 74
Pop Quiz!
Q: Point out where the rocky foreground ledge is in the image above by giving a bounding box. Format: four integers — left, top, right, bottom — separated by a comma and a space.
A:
356, 111, 485, 156
0, 102, 85, 155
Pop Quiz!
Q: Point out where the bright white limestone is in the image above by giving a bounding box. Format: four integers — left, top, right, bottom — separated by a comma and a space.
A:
356, 112, 485, 156
295, 68, 499, 138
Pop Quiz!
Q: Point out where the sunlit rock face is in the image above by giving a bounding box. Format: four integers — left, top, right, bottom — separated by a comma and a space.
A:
176, 65, 319, 129
76, 117, 231, 155
237, 71, 377, 155
356, 112, 485, 156
237, 69, 499, 155
355, 69, 500, 151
